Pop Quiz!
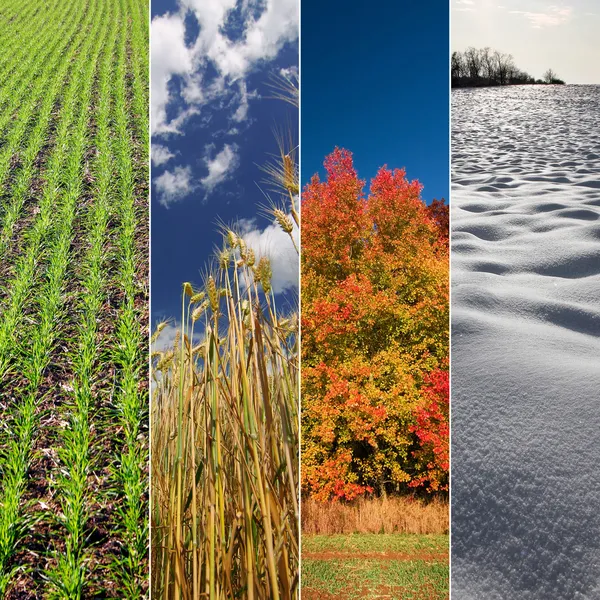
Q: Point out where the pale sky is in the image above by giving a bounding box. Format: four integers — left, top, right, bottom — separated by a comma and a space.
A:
452, 0, 600, 84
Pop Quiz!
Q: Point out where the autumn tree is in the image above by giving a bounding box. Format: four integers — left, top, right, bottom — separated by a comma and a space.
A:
301, 148, 449, 501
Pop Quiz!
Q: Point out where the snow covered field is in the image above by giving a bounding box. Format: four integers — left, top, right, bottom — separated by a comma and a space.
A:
451, 85, 600, 599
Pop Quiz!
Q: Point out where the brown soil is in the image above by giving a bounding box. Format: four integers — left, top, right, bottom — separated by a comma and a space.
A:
302, 584, 446, 600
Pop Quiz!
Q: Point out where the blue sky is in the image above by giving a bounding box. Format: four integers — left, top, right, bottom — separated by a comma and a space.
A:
452, 0, 600, 84
302, 0, 450, 203
151, 0, 298, 342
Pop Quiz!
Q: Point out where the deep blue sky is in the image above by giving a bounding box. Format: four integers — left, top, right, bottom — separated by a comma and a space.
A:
151, 0, 298, 326
153, 0, 175, 14
301, 0, 449, 203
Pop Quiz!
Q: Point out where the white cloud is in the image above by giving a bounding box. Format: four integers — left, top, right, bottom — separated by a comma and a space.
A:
201, 144, 239, 193
151, 0, 298, 136
279, 65, 299, 79
183, 0, 238, 50
153, 321, 205, 352
153, 321, 181, 353
152, 144, 176, 166
239, 216, 299, 294
151, 13, 193, 134
153, 145, 239, 206
510, 6, 572, 28
204, 0, 299, 80
232, 80, 255, 123
154, 165, 194, 207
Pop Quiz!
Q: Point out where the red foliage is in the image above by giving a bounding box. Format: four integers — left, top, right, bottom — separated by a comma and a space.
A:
426, 199, 449, 242
301, 148, 449, 501
409, 368, 449, 492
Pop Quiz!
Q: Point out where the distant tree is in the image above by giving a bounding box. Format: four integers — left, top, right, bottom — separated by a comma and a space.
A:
543, 68, 556, 83
451, 47, 545, 87
494, 51, 514, 86
451, 51, 464, 83
480, 47, 495, 82
543, 68, 565, 84
464, 46, 482, 80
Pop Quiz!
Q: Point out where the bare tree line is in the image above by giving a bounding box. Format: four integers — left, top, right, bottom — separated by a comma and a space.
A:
452, 47, 565, 88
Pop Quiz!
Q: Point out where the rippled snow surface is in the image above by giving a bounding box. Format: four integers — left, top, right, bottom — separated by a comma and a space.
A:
451, 85, 600, 599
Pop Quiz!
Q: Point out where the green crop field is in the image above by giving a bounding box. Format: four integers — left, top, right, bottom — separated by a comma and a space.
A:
302, 534, 449, 600
0, 0, 148, 597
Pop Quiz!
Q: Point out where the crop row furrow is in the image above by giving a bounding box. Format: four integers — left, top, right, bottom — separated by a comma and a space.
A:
0, 2, 105, 594
0, 0, 80, 145
0, 0, 98, 268
107, 4, 148, 595
0, 0, 66, 95
44, 6, 120, 596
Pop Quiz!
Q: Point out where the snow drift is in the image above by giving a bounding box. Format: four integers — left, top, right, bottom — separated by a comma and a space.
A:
452, 85, 600, 599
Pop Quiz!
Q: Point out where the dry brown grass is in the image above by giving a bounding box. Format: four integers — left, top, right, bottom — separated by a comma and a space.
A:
301, 496, 449, 536
151, 259, 299, 600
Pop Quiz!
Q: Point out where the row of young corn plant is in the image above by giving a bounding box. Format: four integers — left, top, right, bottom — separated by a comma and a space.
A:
108, 0, 149, 595
125, 0, 150, 150
0, 1, 105, 594
0, 0, 89, 263
42, 6, 119, 597
0, 0, 149, 596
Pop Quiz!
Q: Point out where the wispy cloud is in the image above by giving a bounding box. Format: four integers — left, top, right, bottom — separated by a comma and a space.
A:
151, 0, 298, 136
155, 166, 195, 207
152, 144, 176, 167
201, 144, 239, 195
151, 14, 193, 134
510, 5, 572, 28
